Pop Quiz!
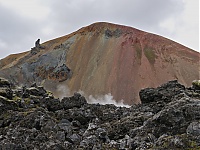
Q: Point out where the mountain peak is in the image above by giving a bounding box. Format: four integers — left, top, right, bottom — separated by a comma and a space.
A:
85, 22, 130, 29
0, 22, 199, 104
77, 22, 143, 35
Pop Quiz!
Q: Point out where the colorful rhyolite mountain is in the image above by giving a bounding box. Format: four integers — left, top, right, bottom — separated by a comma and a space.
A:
0, 22, 199, 104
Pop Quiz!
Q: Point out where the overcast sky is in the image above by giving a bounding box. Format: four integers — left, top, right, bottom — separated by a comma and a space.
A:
0, 0, 199, 59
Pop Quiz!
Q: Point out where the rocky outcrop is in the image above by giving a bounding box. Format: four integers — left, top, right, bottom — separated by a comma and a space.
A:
30, 39, 46, 55
0, 22, 199, 104
0, 77, 200, 149
35, 39, 40, 48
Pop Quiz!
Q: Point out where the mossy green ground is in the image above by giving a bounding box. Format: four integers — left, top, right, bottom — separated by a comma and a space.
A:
144, 47, 157, 64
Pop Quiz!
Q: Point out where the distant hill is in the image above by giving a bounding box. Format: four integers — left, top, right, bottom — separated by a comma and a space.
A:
0, 22, 199, 104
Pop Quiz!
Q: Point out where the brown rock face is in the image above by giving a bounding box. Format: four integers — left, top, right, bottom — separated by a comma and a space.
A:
0, 22, 199, 104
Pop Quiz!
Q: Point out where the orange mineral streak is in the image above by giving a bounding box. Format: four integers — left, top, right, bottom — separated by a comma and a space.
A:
0, 22, 199, 104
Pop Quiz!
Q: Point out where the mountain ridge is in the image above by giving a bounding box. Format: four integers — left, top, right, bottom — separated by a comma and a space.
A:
0, 22, 199, 104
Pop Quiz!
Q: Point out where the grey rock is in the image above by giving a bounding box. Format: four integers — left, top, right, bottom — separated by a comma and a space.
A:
0, 96, 17, 112
56, 131, 66, 142
0, 87, 13, 99
0, 77, 11, 88
79, 135, 98, 149
61, 93, 87, 110
187, 121, 200, 136
69, 133, 81, 144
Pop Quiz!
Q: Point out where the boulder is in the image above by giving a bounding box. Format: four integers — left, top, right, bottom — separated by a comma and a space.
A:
40, 97, 62, 111
0, 77, 11, 88
61, 92, 87, 110
0, 96, 17, 112
0, 87, 13, 99
139, 80, 185, 103
187, 121, 200, 136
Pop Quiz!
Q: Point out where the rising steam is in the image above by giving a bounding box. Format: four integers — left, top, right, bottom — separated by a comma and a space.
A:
56, 84, 72, 99
56, 84, 130, 108
88, 93, 130, 108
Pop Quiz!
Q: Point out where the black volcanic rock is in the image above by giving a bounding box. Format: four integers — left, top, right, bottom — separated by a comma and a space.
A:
0, 78, 11, 88
61, 92, 87, 110
139, 80, 185, 103
0, 77, 200, 149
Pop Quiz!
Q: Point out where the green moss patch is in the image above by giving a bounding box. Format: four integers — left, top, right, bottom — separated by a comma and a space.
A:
144, 47, 156, 64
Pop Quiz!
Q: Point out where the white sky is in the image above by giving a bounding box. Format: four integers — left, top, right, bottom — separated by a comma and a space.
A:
0, 0, 199, 59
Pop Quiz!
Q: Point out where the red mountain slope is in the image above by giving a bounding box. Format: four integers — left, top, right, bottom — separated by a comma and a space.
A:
0, 22, 199, 104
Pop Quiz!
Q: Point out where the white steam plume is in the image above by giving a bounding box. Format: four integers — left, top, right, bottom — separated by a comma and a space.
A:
88, 93, 130, 108
55, 84, 130, 108
56, 84, 72, 99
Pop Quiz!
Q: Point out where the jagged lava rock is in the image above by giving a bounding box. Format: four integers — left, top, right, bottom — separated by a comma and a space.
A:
0, 78, 200, 149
